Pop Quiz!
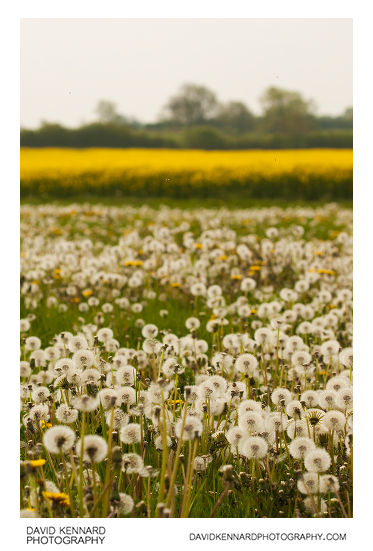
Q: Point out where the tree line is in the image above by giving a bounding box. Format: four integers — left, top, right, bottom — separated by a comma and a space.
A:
21, 84, 352, 149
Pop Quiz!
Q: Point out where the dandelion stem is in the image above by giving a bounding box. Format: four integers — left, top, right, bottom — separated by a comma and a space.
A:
78, 411, 86, 517
102, 406, 114, 517
210, 483, 230, 518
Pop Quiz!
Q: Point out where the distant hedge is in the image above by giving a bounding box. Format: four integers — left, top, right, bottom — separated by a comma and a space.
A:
20, 123, 353, 150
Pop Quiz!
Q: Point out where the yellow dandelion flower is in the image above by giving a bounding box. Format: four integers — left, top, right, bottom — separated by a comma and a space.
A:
82, 289, 93, 298
40, 420, 52, 429
42, 491, 70, 507
231, 274, 242, 280
171, 282, 181, 288
123, 260, 144, 267
317, 269, 335, 275
219, 255, 227, 261
195, 243, 203, 249
29, 459, 46, 468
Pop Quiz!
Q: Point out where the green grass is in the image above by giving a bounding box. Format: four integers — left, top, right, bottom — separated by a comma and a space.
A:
20, 202, 353, 518
21, 194, 353, 209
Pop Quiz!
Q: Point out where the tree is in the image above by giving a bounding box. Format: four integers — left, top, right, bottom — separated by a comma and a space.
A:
216, 101, 255, 133
94, 100, 122, 124
161, 83, 219, 125
94, 100, 142, 127
342, 107, 353, 121
260, 87, 316, 133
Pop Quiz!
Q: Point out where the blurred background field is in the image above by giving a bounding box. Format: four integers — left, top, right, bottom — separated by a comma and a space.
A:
20, 147, 352, 201
21, 20, 352, 205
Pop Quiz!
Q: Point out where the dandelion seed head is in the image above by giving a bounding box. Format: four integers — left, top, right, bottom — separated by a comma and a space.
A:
77, 435, 108, 463
289, 437, 316, 459
120, 423, 141, 444
304, 448, 331, 473
122, 452, 144, 474
239, 436, 268, 459
118, 493, 134, 515
297, 472, 319, 494
43, 425, 75, 454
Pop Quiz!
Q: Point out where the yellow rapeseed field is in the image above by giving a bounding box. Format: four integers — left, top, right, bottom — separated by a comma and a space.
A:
20, 148, 353, 200
21, 148, 352, 177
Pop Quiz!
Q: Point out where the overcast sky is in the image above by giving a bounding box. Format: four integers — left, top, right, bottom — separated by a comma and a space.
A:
20, 18, 352, 128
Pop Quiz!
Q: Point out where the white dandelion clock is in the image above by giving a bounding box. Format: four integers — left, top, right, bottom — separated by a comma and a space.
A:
288, 437, 315, 459
300, 390, 319, 408
77, 435, 108, 463
238, 411, 265, 435
25, 336, 41, 352
320, 475, 340, 494
304, 448, 331, 473
55, 404, 78, 424
43, 426, 75, 454
286, 419, 308, 439
105, 408, 128, 429
322, 410, 346, 432
99, 388, 118, 410
31, 386, 51, 404
175, 416, 202, 441
122, 453, 144, 474
72, 394, 100, 412
234, 353, 258, 376
120, 423, 141, 444
318, 389, 338, 410
20, 361, 31, 378
118, 493, 134, 515
336, 388, 353, 410
226, 426, 246, 449
285, 400, 304, 419
297, 472, 319, 494
238, 399, 262, 416
142, 324, 158, 339
239, 436, 268, 459
271, 387, 292, 406
97, 327, 114, 342
72, 349, 95, 369
116, 386, 136, 406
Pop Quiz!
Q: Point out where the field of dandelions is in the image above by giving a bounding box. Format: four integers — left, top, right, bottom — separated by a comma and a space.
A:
20, 203, 353, 518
